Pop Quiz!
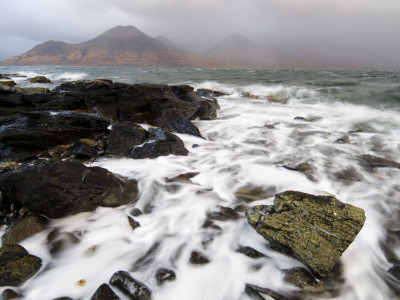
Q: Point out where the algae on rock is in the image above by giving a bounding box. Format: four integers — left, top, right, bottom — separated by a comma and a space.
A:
245, 190, 366, 278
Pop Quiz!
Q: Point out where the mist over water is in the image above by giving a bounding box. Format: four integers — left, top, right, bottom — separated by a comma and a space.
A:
0, 66, 399, 299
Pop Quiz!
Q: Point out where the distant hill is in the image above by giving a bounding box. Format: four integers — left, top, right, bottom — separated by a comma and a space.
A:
2, 25, 279, 69
205, 34, 280, 69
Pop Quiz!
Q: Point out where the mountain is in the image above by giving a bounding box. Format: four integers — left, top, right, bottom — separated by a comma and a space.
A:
205, 34, 280, 69
2, 26, 278, 68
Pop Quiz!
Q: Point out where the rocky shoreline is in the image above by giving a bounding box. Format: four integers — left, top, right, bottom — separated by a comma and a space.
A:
0, 75, 398, 299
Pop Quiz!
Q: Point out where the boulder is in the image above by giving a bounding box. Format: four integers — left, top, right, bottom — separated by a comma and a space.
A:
0, 111, 111, 150
236, 246, 266, 259
162, 118, 203, 138
0, 81, 16, 88
0, 244, 42, 286
189, 251, 210, 265
106, 122, 148, 156
155, 268, 176, 286
29, 76, 51, 83
2, 213, 48, 245
127, 129, 188, 159
2, 288, 21, 299
246, 191, 366, 278
0, 160, 138, 218
109, 270, 151, 300
91, 283, 120, 300
358, 154, 400, 169
195, 88, 228, 98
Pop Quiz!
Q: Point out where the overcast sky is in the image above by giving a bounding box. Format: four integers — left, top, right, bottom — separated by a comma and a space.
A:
1, 0, 400, 70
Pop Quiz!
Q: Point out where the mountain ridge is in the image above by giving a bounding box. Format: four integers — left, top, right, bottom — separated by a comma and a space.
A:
2, 25, 278, 69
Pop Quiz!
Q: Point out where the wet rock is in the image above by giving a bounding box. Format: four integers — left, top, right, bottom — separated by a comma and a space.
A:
130, 208, 143, 217
284, 268, 328, 296
162, 117, 203, 138
244, 284, 294, 300
2, 213, 48, 245
267, 96, 285, 103
0, 160, 138, 218
2, 288, 21, 299
358, 154, 400, 169
0, 111, 111, 150
189, 251, 210, 265
388, 263, 400, 280
0, 80, 17, 87
246, 191, 366, 278
241, 92, 260, 99
0, 74, 11, 79
166, 172, 198, 183
235, 187, 270, 203
91, 283, 121, 300
12, 86, 50, 94
109, 270, 151, 300
47, 228, 81, 255
334, 167, 363, 183
0, 244, 42, 286
155, 268, 176, 286
128, 130, 188, 159
69, 142, 98, 160
195, 88, 227, 98
206, 206, 239, 221
334, 135, 350, 144
0, 162, 19, 174
106, 122, 148, 156
128, 216, 141, 231
29, 76, 51, 83
283, 162, 316, 182
236, 246, 266, 259
294, 116, 308, 121
51, 297, 75, 300
192, 97, 220, 120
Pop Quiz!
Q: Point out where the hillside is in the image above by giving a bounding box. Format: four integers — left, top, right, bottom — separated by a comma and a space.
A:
2, 26, 278, 68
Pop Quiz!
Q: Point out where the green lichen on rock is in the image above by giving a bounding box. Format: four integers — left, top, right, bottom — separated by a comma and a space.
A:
0, 244, 42, 286
29, 76, 51, 84
0, 80, 17, 87
245, 190, 366, 278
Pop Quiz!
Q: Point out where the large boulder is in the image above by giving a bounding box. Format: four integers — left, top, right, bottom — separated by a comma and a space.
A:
0, 244, 42, 286
0, 160, 138, 218
0, 111, 111, 150
106, 122, 148, 156
246, 191, 366, 278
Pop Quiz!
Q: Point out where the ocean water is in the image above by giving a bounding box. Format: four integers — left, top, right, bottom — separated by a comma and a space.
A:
0, 66, 399, 300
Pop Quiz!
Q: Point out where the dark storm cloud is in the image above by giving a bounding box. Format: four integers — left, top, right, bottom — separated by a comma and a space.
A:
1, 0, 399, 70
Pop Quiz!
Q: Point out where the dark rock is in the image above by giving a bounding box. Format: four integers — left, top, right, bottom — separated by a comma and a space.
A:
358, 154, 400, 168
91, 283, 121, 300
246, 191, 366, 278
206, 206, 239, 221
47, 228, 82, 255
2, 213, 48, 245
0, 74, 11, 79
244, 284, 295, 300
0, 81, 17, 88
235, 187, 270, 203
0, 111, 111, 150
51, 297, 75, 300
29, 76, 51, 83
2, 288, 21, 299
192, 98, 220, 120
284, 268, 331, 297
283, 162, 316, 182
388, 263, 400, 280
162, 118, 203, 138
69, 142, 98, 160
195, 88, 227, 98
106, 122, 148, 156
0, 160, 138, 218
236, 246, 266, 259
241, 92, 260, 99
155, 268, 176, 286
12, 87, 50, 94
130, 208, 143, 217
0, 244, 42, 286
128, 130, 188, 159
166, 172, 198, 183
294, 116, 308, 121
189, 251, 210, 265
128, 216, 141, 231
109, 270, 151, 300
334, 136, 349, 144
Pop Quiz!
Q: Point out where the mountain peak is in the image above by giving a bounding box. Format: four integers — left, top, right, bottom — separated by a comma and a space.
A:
88, 25, 146, 41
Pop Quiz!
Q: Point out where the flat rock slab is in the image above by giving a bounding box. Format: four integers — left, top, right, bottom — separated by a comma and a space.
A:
246, 191, 366, 278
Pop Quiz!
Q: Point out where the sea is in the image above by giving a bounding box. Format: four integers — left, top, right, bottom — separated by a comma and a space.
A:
0, 66, 399, 300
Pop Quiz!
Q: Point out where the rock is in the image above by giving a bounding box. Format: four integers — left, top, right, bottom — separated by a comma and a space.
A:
242, 92, 260, 99
334, 136, 349, 144
244, 284, 294, 300
155, 268, 176, 285
0, 74, 11, 79
162, 118, 203, 138
236, 246, 266, 259
358, 154, 400, 168
294, 116, 308, 121
388, 263, 400, 280
189, 251, 210, 265
206, 206, 239, 221
91, 283, 121, 300
52, 297, 75, 300
284, 268, 326, 296
2, 288, 21, 299
235, 187, 270, 203
109, 270, 151, 300
128, 216, 141, 231
128, 130, 188, 159
0, 244, 42, 286
0, 162, 19, 174
166, 172, 198, 183
69, 142, 98, 160
267, 96, 285, 103
282, 162, 316, 182
0, 111, 111, 150
12, 87, 50, 94
2, 213, 48, 245
195, 88, 227, 98
130, 208, 143, 217
0, 160, 138, 218
106, 122, 148, 156
47, 228, 81, 255
246, 191, 366, 278
29, 76, 51, 83
0, 80, 17, 87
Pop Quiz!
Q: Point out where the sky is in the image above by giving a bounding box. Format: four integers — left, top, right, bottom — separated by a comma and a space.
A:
1, 0, 400, 70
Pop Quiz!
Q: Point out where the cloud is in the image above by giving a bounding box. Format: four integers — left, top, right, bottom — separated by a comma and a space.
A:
1, 0, 399, 69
